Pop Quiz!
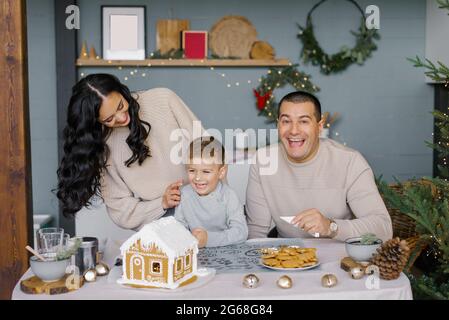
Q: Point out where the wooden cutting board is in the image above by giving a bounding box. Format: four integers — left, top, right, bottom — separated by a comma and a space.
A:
20, 275, 84, 295
156, 19, 190, 54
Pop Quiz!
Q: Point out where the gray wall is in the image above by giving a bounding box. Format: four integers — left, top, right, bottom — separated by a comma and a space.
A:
78, 0, 434, 181
27, 0, 59, 224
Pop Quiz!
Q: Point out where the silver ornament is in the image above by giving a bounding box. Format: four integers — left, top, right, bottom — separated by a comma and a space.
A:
277, 275, 293, 289
321, 274, 338, 288
242, 274, 259, 289
95, 262, 110, 276
83, 268, 97, 282
349, 267, 365, 280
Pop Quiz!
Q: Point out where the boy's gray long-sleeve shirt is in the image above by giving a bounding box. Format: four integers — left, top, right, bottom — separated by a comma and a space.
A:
174, 182, 248, 247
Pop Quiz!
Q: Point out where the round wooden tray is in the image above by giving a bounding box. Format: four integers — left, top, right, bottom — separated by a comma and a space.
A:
209, 16, 258, 59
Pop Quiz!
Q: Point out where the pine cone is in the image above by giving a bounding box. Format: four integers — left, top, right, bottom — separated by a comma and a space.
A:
370, 237, 410, 280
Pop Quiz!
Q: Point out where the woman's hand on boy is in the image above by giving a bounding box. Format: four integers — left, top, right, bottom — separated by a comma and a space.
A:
162, 179, 183, 209
192, 228, 208, 248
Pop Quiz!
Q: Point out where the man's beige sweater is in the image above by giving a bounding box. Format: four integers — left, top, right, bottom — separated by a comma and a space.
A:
246, 139, 393, 242
100, 88, 199, 230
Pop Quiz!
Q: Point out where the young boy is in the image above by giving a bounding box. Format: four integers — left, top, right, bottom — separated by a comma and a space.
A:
174, 136, 248, 248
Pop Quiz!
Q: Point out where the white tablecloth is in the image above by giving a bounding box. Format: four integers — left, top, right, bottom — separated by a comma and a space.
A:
12, 238, 413, 300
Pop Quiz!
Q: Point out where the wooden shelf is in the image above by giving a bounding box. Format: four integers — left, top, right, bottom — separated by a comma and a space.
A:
76, 58, 292, 67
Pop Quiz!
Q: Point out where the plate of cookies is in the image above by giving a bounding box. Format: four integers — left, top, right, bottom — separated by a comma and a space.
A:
260, 246, 320, 271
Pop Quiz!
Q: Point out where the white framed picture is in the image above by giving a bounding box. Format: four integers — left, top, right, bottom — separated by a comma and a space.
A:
102, 6, 146, 60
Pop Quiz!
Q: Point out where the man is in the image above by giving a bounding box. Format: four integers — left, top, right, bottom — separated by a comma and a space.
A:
246, 91, 393, 241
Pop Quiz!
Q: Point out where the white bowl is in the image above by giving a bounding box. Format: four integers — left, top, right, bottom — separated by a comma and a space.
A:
29, 256, 70, 282
345, 237, 382, 262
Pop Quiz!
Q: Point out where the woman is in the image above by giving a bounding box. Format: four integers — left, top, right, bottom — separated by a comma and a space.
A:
56, 73, 198, 230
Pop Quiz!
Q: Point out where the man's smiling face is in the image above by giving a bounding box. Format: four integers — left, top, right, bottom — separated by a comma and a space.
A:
277, 101, 324, 163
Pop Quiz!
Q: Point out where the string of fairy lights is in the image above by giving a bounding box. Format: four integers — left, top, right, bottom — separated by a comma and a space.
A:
79, 65, 449, 171
78, 65, 347, 145
436, 106, 449, 182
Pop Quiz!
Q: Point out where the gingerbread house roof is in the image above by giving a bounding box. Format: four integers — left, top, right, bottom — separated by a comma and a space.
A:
120, 216, 198, 257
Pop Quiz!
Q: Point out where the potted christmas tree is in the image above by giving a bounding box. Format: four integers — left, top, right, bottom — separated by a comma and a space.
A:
378, 0, 449, 299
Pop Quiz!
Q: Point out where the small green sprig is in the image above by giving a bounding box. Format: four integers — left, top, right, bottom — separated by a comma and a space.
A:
360, 233, 379, 245
149, 49, 184, 59
438, 0, 449, 11
56, 237, 82, 261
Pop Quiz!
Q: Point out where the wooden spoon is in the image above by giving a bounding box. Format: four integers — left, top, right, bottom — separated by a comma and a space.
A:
25, 245, 46, 262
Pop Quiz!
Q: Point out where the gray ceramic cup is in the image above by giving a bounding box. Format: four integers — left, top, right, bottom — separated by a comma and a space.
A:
29, 256, 70, 282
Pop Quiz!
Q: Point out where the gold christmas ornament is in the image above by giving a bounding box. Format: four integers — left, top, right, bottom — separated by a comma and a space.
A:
277, 275, 293, 289
321, 274, 338, 288
95, 262, 110, 276
349, 267, 365, 280
83, 268, 97, 282
242, 274, 259, 289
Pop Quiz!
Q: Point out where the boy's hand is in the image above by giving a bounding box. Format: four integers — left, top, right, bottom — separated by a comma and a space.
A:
162, 179, 183, 209
191, 228, 208, 248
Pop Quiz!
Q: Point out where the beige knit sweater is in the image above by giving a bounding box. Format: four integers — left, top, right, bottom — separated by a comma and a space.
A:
246, 139, 393, 242
100, 88, 199, 230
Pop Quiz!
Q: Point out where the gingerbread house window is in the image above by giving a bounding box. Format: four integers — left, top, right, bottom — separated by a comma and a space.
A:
151, 261, 161, 274
175, 257, 182, 273
185, 253, 191, 268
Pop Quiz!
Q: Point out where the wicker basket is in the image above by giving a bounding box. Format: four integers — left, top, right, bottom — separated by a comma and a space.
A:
383, 184, 428, 271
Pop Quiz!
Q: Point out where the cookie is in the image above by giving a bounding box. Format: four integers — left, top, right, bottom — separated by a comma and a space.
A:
281, 260, 301, 268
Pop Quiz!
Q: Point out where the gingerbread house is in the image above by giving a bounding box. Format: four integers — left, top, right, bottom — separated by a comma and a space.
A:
117, 216, 199, 289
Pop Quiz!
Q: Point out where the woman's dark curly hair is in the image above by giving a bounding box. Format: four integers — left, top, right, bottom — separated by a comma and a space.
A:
56, 73, 151, 217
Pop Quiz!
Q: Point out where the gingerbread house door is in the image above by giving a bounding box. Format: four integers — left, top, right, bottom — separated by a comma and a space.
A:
130, 255, 144, 280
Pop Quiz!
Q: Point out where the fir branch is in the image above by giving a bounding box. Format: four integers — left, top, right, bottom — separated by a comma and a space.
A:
377, 177, 449, 276
408, 56, 449, 83
437, 0, 449, 11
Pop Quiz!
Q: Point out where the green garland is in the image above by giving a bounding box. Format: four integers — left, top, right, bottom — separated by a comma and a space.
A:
254, 64, 319, 123
297, 0, 380, 75
149, 49, 184, 59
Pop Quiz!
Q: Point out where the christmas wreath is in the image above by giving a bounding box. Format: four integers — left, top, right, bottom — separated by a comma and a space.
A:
253, 64, 319, 123
297, 0, 380, 75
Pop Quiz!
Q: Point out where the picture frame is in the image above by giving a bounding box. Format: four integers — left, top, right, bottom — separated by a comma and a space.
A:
182, 31, 208, 59
102, 6, 146, 60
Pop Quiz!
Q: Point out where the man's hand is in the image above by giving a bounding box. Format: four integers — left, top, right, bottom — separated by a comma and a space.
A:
290, 208, 331, 237
191, 228, 208, 248
162, 179, 183, 209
